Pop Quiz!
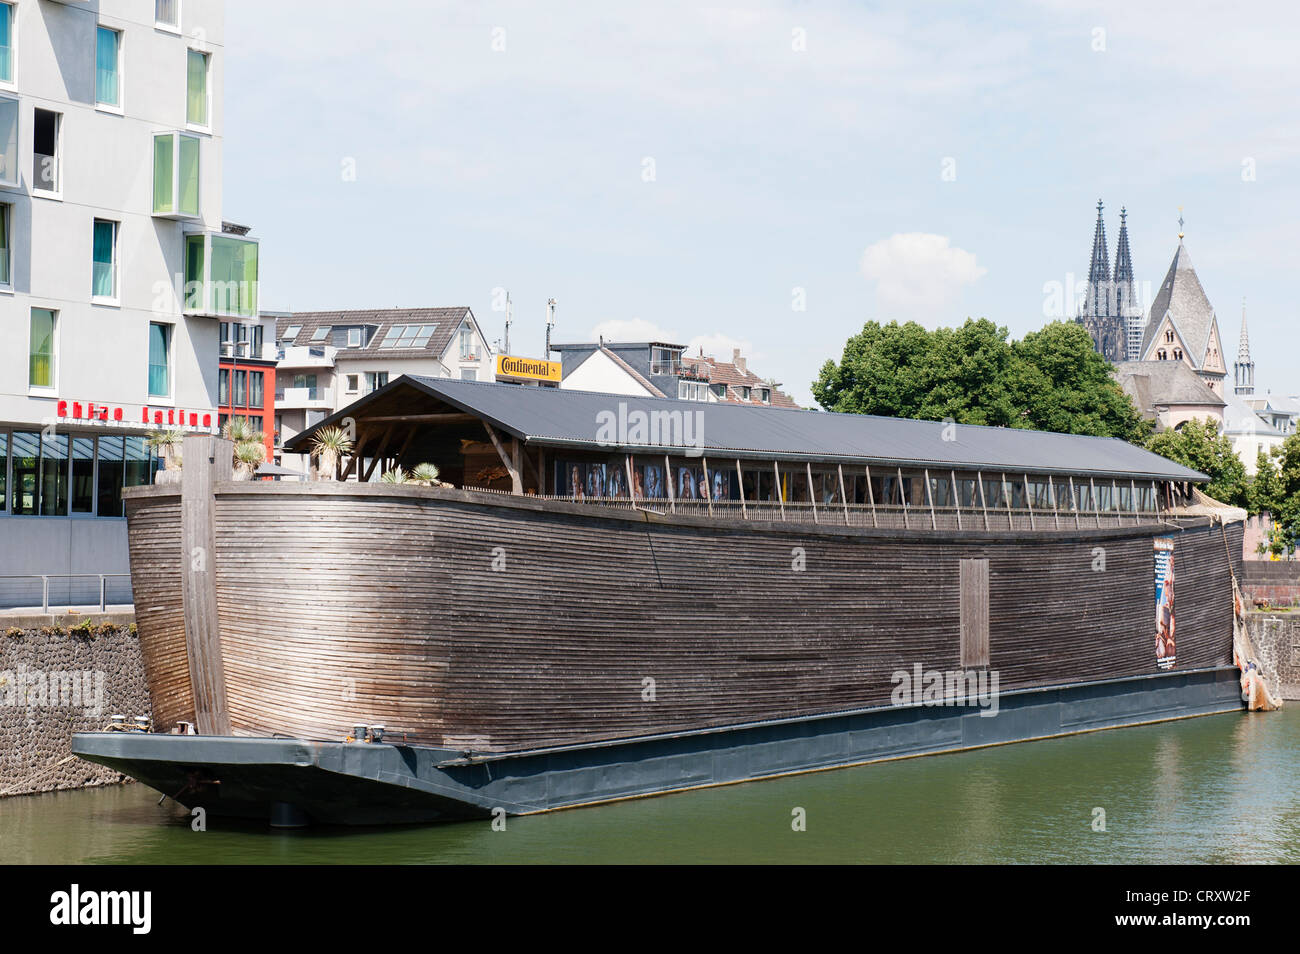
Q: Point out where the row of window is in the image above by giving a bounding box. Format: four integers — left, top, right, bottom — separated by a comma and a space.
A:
218, 368, 266, 409
219, 321, 265, 356
0, 4, 207, 123
676, 379, 773, 404
25, 306, 172, 398
553, 457, 1164, 513
0, 429, 160, 519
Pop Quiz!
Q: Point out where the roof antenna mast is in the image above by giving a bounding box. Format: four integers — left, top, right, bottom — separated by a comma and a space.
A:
503, 291, 512, 355
545, 298, 557, 356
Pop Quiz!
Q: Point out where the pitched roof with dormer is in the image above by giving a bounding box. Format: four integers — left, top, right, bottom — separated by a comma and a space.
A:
681, 352, 801, 408
275, 307, 482, 361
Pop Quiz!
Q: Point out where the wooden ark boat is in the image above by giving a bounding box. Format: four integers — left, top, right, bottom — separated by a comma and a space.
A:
74, 378, 1246, 825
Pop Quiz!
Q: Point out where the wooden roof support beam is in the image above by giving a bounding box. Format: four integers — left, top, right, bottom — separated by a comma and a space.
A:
736, 459, 747, 519
482, 422, 522, 494
951, 469, 962, 531
865, 465, 878, 528
362, 424, 396, 483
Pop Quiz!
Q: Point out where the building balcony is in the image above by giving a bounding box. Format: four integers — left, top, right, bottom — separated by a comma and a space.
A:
275, 386, 335, 409
152, 132, 201, 221
276, 345, 337, 369
182, 231, 259, 318
220, 341, 277, 362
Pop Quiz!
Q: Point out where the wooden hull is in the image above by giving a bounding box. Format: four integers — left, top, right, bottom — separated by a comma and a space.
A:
124, 483, 1241, 752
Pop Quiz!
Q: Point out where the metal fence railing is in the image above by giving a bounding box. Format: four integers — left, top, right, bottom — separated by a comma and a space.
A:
0, 575, 133, 613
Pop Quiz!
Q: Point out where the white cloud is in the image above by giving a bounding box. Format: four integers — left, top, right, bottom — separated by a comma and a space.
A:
685, 332, 757, 364
860, 233, 987, 324
588, 318, 679, 343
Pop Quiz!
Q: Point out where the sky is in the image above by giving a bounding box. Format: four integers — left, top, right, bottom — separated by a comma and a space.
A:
224, 0, 1300, 407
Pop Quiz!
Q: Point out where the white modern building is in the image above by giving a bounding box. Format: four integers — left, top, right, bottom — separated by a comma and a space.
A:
274, 308, 493, 474
0, 1, 257, 605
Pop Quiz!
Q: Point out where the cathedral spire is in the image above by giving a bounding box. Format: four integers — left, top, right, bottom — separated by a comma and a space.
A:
1114, 206, 1141, 360
1085, 199, 1111, 318
1235, 298, 1254, 395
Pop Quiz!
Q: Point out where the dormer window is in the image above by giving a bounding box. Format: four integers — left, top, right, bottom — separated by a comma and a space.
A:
348, 327, 362, 348
736, 385, 751, 401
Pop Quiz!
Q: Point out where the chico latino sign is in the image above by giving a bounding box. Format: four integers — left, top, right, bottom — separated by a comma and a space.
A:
57, 400, 217, 432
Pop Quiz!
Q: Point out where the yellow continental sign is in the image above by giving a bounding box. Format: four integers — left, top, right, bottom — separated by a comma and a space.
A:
495, 354, 562, 383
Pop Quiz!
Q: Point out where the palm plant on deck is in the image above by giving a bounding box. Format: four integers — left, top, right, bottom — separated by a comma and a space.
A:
380, 467, 409, 484
410, 462, 441, 486
310, 426, 354, 480
222, 417, 268, 480
145, 429, 185, 481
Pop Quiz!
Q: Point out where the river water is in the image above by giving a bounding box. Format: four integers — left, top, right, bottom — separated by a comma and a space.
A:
3, 708, 1297, 864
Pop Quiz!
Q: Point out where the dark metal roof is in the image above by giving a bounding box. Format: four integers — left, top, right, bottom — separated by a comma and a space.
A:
286, 375, 1209, 482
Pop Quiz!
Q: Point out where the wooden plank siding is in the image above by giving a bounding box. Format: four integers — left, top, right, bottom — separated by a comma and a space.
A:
125, 483, 1240, 751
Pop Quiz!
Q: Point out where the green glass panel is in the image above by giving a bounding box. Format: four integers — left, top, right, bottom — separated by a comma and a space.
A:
210, 236, 257, 316
96, 28, 119, 106
187, 50, 207, 126
184, 235, 205, 310
178, 135, 200, 216
148, 323, 170, 396
153, 134, 174, 213
0, 5, 11, 84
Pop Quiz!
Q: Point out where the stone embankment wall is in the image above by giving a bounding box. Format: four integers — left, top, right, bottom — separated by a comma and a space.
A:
1241, 562, 1300, 609
1244, 612, 1300, 701
0, 613, 147, 797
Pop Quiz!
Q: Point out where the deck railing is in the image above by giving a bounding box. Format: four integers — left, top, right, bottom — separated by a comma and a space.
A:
461, 487, 1168, 531
0, 574, 133, 613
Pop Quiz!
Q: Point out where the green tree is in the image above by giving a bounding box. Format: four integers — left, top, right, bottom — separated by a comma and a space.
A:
813, 318, 1148, 439
1248, 448, 1282, 516
1008, 322, 1150, 441
1144, 418, 1248, 507
1267, 434, 1300, 554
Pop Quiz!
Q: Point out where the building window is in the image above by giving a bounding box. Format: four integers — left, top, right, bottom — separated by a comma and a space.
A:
0, 95, 16, 187
757, 388, 771, 404
459, 325, 476, 359
310, 325, 331, 342
0, 3, 13, 85
234, 369, 247, 406
250, 371, 264, 407
71, 437, 95, 514
250, 323, 263, 355
678, 380, 707, 401
148, 323, 171, 397
346, 374, 359, 393
96, 27, 122, 108
186, 49, 209, 127
736, 385, 751, 401
460, 368, 476, 380
155, 0, 180, 30
282, 324, 300, 342
95, 435, 156, 518
92, 219, 118, 300
33, 109, 61, 195
347, 327, 362, 348
29, 308, 55, 389
218, 367, 229, 404
364, 371, 388, 393
0, 202, 10, 287
152, 132, 200, 218
381, 324, 436, 348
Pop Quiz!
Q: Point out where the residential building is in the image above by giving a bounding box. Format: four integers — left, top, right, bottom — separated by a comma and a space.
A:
554, 340, 798, 407
0, 1, 252, 604
274, 307, 493, 472
218, 305, 276, 462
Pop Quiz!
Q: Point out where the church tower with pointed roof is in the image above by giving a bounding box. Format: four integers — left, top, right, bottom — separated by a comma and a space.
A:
1113, 208, 1143, 361
1138, 213, 1227, 397
1077, 199, 1127, 362
1234, 301, 1255, 396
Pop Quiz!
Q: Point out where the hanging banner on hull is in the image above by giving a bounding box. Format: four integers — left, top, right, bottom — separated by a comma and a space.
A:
1154, 537, 1176, 670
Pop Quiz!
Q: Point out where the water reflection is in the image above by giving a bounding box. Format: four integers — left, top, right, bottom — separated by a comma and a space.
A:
2, 709, 1297, 864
